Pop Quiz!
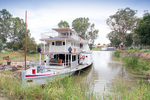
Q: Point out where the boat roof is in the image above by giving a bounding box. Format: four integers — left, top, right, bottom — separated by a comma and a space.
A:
52, 27, 73, 33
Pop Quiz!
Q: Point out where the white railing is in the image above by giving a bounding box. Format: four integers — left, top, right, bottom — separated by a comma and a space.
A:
41, 32, 58, 39
41, 31, 87, 43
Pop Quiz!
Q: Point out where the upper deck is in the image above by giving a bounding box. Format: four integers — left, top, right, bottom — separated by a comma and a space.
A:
40, 28, 90, 53
40, 27, 87, 43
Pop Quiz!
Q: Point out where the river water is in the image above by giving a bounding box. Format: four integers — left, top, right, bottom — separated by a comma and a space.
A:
77, 51, 147, 93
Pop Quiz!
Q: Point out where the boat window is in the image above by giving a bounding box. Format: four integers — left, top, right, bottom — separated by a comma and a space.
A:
56, 41, 62, 46
52, 42, 55, 45
80, 43, 83, 48
72, 55, 76, 61
63, 42, 65, 45
71, 42, 74, 46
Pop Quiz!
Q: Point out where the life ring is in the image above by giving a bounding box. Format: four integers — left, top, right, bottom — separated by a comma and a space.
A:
82, 55, 85, 59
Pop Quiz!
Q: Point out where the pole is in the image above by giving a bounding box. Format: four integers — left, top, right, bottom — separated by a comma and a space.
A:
25, 11, 27, 70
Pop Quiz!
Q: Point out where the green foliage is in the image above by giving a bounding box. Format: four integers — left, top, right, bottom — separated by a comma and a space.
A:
4, 48, 13, 52
0, 74, 97, 100
0, 9, 12, 45
122, 56, 150, 71
0, 39, 2, 51
72, 17, 99, 44
139, 49, 150, 53
114, 51, 120, 57
97, 43, 101, 45
106, 7, 137, 49
135, 12, 150, 45
0, 9, 37, 53
125, 33, 133, 47
58, 20, 70, 28
106, 31, 121, 47
106, 78, 150, 100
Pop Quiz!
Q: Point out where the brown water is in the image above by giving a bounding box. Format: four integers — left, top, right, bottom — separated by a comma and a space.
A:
77, 51, 147, 93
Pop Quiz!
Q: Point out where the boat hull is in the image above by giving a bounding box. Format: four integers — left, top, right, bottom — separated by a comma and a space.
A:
22, 63, 92, 86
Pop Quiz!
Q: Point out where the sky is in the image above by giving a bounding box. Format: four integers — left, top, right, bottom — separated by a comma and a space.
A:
0, 0, 150, 45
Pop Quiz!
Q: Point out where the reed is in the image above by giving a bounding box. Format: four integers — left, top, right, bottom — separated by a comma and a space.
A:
0, 73, 98, 100
122, 56, 150, 71
114, 51, 120, 57
105, 77, 150, 100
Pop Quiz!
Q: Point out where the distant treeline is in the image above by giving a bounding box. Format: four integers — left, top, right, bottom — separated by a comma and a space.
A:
106, 7, 150, 49
0, 9, 45, 53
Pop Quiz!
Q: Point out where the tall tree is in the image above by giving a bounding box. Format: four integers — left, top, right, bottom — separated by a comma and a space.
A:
125, 33, 133, 47
0, 9, 12, 45
72, 17, 99, 44
58, 20, 70, 28
135, 12, 150, 45
131, 18, 141, 47
106, 7, 137, 49
106, 31, 121, 47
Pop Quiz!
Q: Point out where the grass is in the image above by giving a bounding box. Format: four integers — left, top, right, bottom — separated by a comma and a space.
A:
92, 48, 101, 50
122, 56, 150, 71
0, 51, 44, 63
105, 77, 150, 100
0, 72, 98, 100
114, 50, 122, 57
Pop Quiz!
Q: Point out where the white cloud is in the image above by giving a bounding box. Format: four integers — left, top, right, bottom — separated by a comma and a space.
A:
10, 2, 143, 45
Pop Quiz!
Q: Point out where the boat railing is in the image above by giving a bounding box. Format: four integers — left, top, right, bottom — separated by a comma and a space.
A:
41, 32, 58, 39
41, 32, 88, 43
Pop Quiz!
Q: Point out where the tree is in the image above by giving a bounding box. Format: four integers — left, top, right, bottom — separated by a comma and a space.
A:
106, 7, 137, 49
135, 12, 150, 45
97, 43, 101, 45
0, 39, 2, 51
58, 20, 70, 28
106, 31, 121, 47
125, 33, 133, 47
9, 17, 26, 50
0, 9, 12, 45
131, 18, 141, 47
72, 17, 99, 44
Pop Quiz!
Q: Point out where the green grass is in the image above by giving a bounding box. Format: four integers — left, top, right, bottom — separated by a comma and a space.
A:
92, 48, 101, 50
114, 50, 122, 57
0, 51, 44, 63
0, 73, 98, 100
139, 49, 150, 53
122, 56, 150, 71
105, 77, 150, 100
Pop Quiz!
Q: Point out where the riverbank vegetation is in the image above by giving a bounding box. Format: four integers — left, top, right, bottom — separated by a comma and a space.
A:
114, 48, 150, 73
105, 77, 150, 100
0, 72, 97, 100
112, 49, 150, 100
0, 51, 44, 63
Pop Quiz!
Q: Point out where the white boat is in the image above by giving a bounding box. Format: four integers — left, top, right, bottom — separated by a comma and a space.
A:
22, 27, 92, 86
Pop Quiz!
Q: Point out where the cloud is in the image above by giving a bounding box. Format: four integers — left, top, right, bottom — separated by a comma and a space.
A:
1, 0, 149, 45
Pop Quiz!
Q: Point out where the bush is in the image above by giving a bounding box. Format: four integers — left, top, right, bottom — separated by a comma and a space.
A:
122, 56, 150, 71
4, 48, 13, 52
114, 51, 120, 57
139, 49, 150, 53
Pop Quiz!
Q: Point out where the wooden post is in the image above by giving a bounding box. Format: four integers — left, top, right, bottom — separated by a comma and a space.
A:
25, 11, 27, 70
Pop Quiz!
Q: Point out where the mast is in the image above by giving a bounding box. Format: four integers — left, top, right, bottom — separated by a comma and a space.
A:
25, 11, 27, 70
